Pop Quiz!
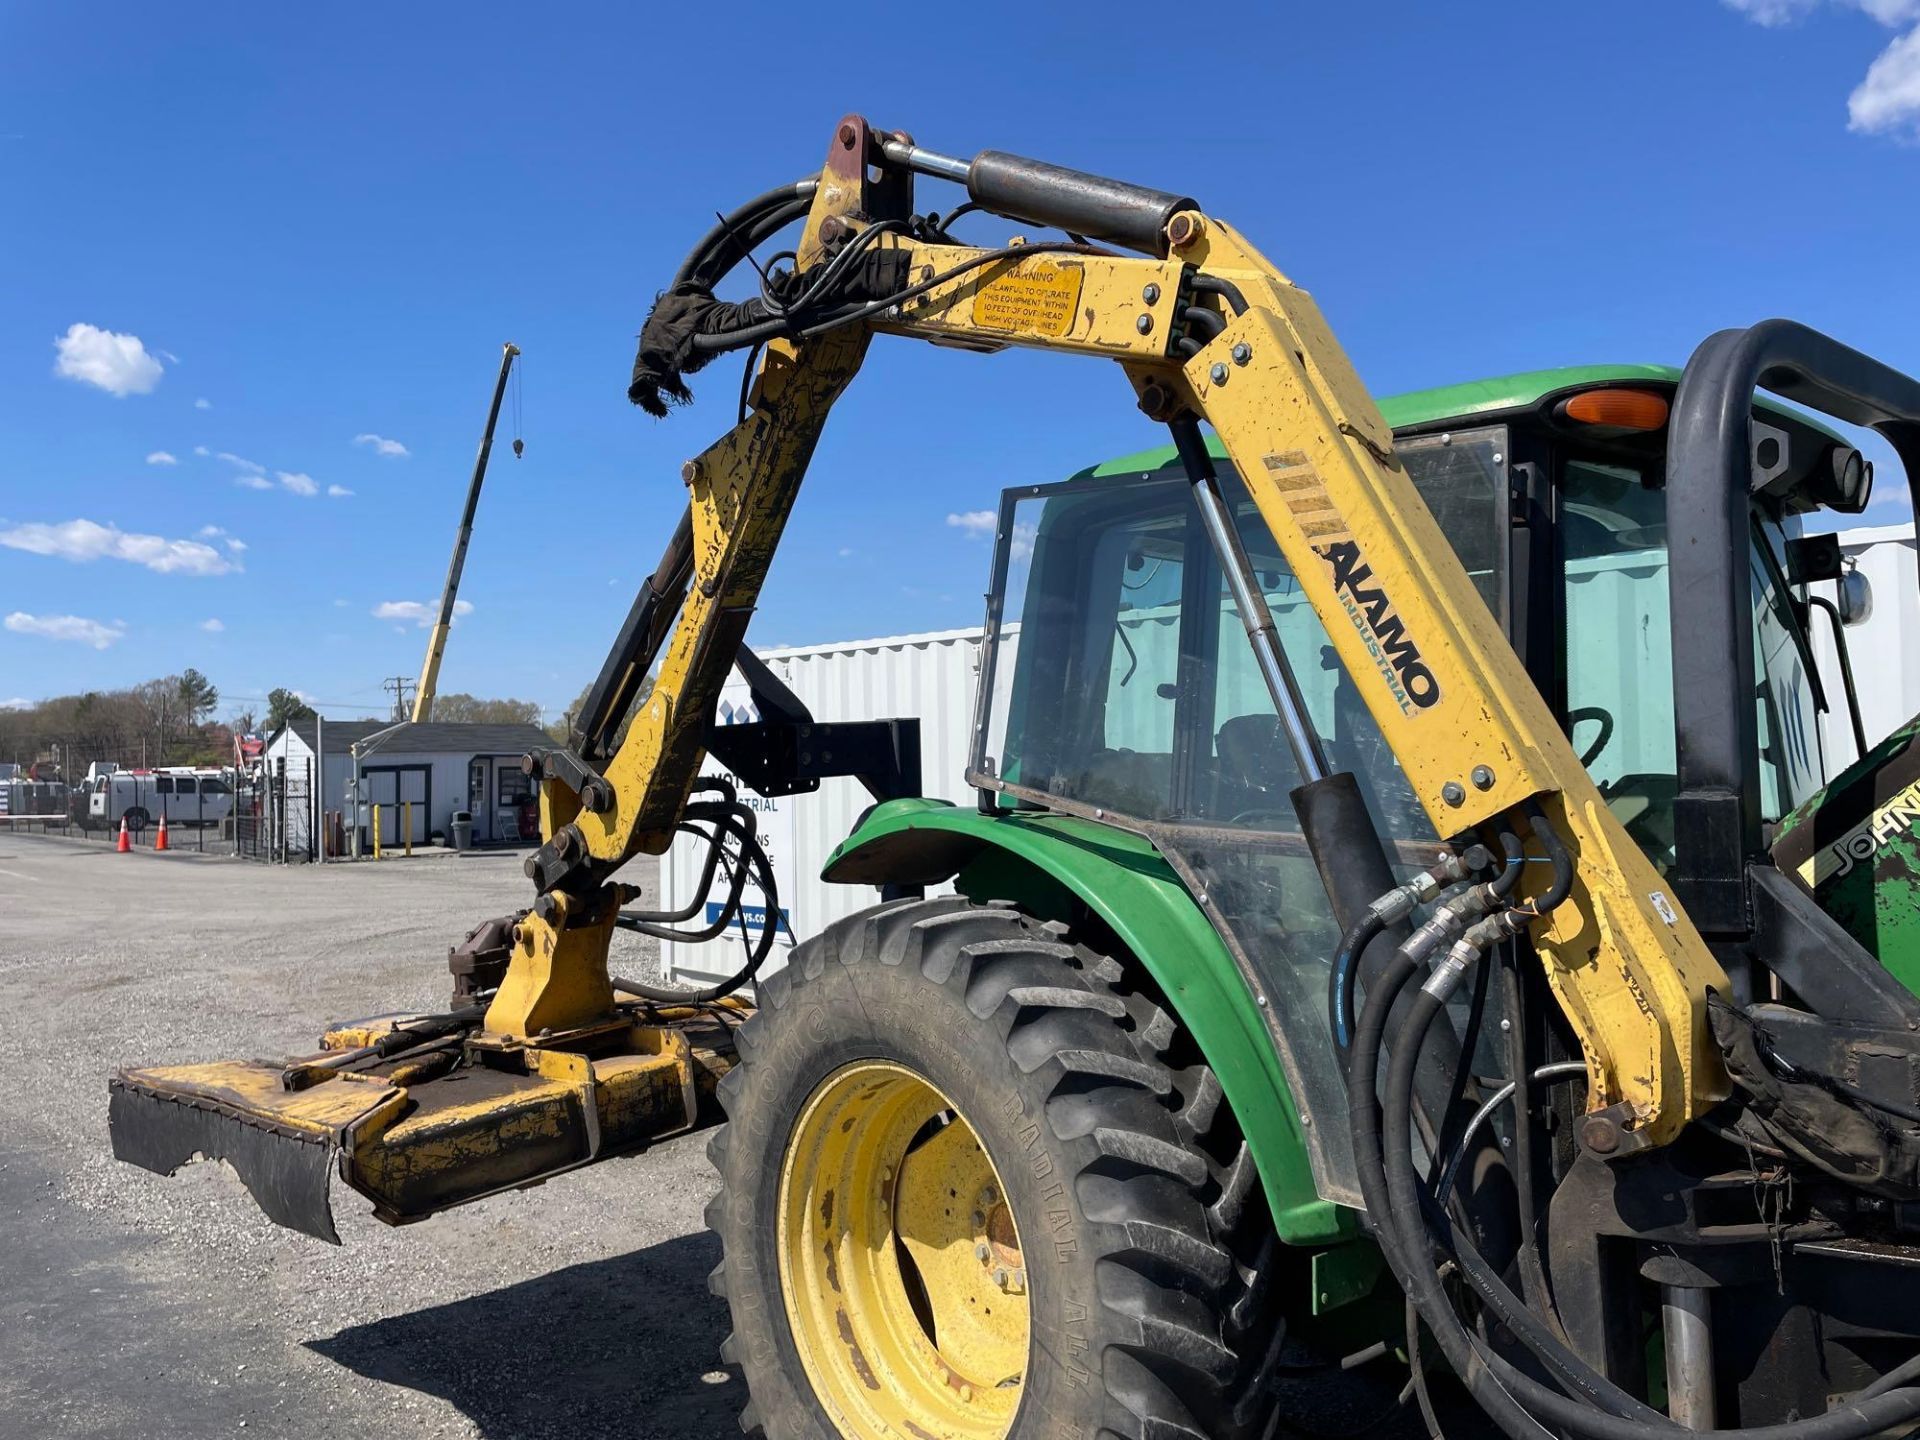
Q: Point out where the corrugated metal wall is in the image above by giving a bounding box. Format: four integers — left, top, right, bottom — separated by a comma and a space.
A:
661, 628, 983, 988
1814, 523, 1919, 768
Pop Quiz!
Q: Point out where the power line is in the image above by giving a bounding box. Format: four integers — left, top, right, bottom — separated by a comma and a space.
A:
381, 675, 416, 721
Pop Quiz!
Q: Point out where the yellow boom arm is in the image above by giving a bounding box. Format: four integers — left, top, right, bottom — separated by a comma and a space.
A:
501, 115, 1728, 1148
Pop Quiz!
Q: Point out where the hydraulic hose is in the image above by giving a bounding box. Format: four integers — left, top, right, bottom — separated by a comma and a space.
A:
1372, 947, 1920, 1440
674, 180, 818, 289
610, 780, 783, 1005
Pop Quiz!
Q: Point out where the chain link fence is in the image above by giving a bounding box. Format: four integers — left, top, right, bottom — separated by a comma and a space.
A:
1, 758, 322, 863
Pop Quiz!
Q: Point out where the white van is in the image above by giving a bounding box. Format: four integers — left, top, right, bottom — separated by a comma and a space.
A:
86, 769, 234, 833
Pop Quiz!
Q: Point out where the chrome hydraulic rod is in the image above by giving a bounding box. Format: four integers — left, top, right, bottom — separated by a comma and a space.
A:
1168, 415, 1332, 783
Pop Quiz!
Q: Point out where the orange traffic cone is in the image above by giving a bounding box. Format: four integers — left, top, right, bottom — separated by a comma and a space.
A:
154, 814, 169, 852
116, 817, 131, 853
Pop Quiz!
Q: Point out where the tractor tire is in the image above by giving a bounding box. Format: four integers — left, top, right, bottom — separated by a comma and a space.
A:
705, 896, 1285, 1440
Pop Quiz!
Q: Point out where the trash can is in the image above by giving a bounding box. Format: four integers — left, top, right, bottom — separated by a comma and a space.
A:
450, 811, 473, 851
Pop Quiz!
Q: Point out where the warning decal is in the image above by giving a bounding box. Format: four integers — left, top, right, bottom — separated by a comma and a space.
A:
970, 258, 1085, 338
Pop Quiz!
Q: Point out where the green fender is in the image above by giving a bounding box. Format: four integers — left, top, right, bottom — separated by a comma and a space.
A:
824, 797, 1353, 1246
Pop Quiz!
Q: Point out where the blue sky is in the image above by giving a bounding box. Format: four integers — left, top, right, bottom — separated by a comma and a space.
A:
4, 1, 1919, 724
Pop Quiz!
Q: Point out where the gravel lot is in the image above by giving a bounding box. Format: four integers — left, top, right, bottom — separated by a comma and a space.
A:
0, 832, 742, 1440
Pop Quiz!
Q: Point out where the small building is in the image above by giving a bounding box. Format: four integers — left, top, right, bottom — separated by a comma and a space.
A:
265, 717, 554, 851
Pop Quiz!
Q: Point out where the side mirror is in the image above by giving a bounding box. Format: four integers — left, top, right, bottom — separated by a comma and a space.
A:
1839, 562, 1874, 627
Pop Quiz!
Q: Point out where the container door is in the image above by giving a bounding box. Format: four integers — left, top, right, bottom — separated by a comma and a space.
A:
398, 769, 428, 844
367, 770, 398, 846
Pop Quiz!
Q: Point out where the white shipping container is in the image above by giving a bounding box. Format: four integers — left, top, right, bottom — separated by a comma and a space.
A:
1813, 523, 1920, 769
660, 628, 983, 989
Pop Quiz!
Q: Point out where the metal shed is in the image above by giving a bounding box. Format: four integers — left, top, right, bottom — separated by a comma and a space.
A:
345, 720, 555, 850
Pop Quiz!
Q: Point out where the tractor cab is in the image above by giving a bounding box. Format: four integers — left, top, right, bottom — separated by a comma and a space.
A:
965, 357, 1890, 1205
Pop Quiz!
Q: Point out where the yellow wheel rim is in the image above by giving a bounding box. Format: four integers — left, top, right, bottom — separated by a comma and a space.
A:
779, 1061, 1030, 1440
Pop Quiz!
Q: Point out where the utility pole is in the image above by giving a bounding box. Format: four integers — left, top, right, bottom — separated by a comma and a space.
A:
412, 342, 519, 723
382, 676, 416, 722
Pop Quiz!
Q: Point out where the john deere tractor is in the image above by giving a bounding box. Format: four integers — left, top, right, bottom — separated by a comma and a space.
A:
113, 119, 1920, 1440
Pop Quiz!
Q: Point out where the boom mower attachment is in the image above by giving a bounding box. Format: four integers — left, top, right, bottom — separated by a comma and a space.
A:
110, 1000, 743, 1244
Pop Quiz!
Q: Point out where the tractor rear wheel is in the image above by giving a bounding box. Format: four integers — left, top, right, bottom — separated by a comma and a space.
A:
705, 896, 1283, 1440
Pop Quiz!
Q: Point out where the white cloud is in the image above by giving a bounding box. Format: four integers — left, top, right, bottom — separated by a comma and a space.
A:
837, 547, 854, 558
193, 445, 210, 457
0, 518, 237, 576
353, 432, 410, 458
946, 510, 997, 540
52, 323, 164, 397
276, 471, 318, 497
5, 611, 125, 649
1722, 0, 1820, 22
1726, 0, 1920, 136
374, 598, 472, 628
0, 697, 31, 710
216, 451, 264, 474
327, 483, 353, 498
235, 474, 272, 491
194, 397, 211, 410
146, 450, 178, 467
200, 617, 225, 632
1851, 23, 1920, 133
198, 524, 225, 538
225, 537, 247, 553
1010, 520, 1038, 562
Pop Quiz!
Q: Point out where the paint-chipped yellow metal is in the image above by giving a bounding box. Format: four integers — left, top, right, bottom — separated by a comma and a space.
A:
335, 126, 1726, 1153
1139, 217, 1729, 1139
114, 1059, 404, 1140
779, 1061, 1028, 1439
484, 890, 619, 1037
488, 187, 1725, 1142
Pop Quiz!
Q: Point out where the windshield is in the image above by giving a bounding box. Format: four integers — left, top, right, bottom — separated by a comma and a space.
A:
1560, 458, 1824, 868
973, 428, 1508, 1204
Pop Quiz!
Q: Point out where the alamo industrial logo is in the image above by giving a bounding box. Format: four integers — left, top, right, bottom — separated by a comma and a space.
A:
1314, 538, 1441, 715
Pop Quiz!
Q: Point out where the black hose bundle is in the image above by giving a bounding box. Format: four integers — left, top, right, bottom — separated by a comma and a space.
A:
610, 779, 782, 1004
1345, 811, 1920, 1440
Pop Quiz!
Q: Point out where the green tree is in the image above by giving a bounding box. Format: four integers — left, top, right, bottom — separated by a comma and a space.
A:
178, 668, 219, 725
266, 688, 316, 733
430, 693, 544, 726
549, 678, 649, 749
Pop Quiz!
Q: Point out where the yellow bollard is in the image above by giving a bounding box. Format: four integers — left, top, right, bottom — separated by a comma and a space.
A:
372, 804, 382, 860
403, 801, 413, 858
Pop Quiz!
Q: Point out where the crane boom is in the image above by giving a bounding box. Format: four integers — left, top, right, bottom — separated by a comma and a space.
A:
411, 341, 519, 723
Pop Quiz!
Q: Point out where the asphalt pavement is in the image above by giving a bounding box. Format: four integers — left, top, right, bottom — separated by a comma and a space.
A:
0, 832, 742, 1440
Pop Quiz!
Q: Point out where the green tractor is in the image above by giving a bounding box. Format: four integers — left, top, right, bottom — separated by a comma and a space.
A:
704, 341, 1920, 1439
110, 127, 1920, 1440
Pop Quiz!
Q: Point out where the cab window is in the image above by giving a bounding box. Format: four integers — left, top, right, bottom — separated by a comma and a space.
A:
1559, 458, 1823, 869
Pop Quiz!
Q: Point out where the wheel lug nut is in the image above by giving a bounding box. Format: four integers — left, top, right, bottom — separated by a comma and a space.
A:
975, 1242, 991, 1262
958, 1384, 974, 1403
979, 1186, 996, 1207
993, 1267, 1009, 1287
